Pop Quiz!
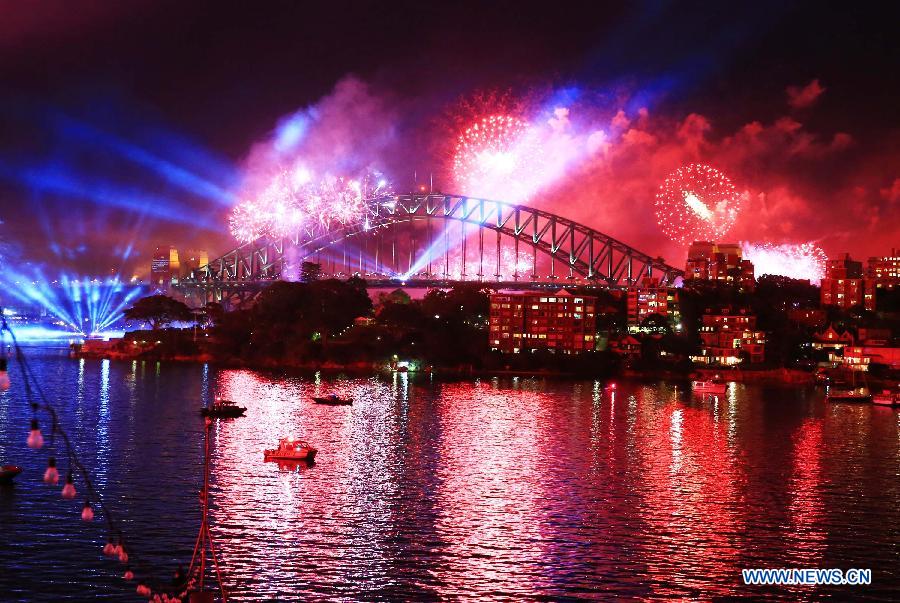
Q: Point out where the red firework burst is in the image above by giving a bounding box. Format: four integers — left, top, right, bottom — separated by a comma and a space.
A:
654, 163, 743, 245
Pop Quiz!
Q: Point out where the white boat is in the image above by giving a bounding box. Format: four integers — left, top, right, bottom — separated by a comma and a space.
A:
263, 438, 317, 462
872, 390, 900, 406
692, 380, 727, 394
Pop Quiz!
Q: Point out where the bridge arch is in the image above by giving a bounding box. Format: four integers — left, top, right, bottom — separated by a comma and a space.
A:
178, 194, 682, 304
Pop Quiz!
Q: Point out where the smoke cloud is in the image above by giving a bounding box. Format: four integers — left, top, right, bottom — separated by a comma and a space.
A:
237, 76, 899, 264
240, 77, 398, 197
787, 79, 826, 109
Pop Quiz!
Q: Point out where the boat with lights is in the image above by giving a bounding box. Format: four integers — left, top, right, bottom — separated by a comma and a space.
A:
312, 394, 353, 406
692, 380, 727, 394
200, 398, 246, 417
264, 438, 317, 462
872, 389, 899, 406
826, 387, 872, 403
827, 370, 871, 403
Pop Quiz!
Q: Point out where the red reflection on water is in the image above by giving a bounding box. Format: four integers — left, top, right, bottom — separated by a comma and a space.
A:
635, 398, 748, 597
431, 380, 554, 597
780, 418, 826, 600
207, 369, 411, 599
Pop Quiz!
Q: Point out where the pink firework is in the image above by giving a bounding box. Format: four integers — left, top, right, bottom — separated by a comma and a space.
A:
315, 176, 365, 225
228, 200, 268, 243
229, 168, 391, 243
741, 242, 827, 284
655, 164, 743, 245
229, 171, 308, 243
452, 114, 543, 202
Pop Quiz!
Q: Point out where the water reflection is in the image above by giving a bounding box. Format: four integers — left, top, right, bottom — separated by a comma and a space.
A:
1, 355, 899, 601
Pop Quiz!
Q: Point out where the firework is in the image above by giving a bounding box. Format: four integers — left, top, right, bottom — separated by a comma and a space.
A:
229, 168, 391, 243
741, 242, 827, 284
228, 200, 268, 243
655, 164, 743, 245
452, 114, 545, 202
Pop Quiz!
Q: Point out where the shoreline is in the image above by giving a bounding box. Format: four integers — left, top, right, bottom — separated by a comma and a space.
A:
70, 348, 831, 385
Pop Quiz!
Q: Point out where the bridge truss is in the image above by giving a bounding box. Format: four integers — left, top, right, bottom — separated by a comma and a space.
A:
176, 194, 682, 306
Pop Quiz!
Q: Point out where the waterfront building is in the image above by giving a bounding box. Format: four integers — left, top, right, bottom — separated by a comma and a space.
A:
489, 289, 597, 354
690, 307, 766, 365
626, 276, 679, 330
812, 324, 855, 362
684, 241, 755, 291
842, 345, 900, 371
820, 253, 875, 310
607, 334, 642, 363
858, 327, 892, 346
867, 249, 900, 291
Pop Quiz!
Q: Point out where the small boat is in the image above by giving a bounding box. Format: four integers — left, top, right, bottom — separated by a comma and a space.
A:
0, 465, 22, 482
826, 387, 872, 403
312, 394, 353, 406
200, 398, 247, 417
692, 380, 727, 394
264, 438, 317, 462
872, 390, 900, 406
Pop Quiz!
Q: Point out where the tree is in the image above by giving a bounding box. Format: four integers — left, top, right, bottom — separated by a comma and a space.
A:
124, 295, 193, 330
203, 302, 225, 327
300, 261, 322, 283
640, 313, 672, 335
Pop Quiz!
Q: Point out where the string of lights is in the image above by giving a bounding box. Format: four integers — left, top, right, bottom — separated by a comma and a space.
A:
1, 312, 223, 601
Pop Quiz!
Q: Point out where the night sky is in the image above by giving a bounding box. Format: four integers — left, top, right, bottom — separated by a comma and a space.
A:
0, 0, 897, 275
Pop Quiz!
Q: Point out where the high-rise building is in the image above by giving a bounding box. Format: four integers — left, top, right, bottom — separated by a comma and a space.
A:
626, 276, 679, 328
820, 253, 874, 310
826, 253, 863, 278
151, 247, 172, 288
151, 247, 208, 289
489, 289, 597, 354
691, 307, 766, 365
867, 249, 900, 291
168, 247, 180, 281
684, 241, 755, 291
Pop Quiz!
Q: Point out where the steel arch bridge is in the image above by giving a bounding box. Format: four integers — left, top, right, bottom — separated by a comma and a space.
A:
176, 193, 682, 305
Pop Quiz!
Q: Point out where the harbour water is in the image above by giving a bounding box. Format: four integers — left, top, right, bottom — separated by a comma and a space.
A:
1, 347, 899, 600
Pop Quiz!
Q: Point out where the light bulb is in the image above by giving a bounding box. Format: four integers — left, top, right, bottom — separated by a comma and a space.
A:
61, 473, 76, 499
81, 501, 94, 521
118, 547, 129, 563
27, 419, 44, 449
123, 566, 134, 580
136, 584, 152, 597
103, 539, 116, 556
44, 457, 59, 484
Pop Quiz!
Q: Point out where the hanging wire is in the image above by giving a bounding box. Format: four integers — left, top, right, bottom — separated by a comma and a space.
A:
0, 311, 221, 600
